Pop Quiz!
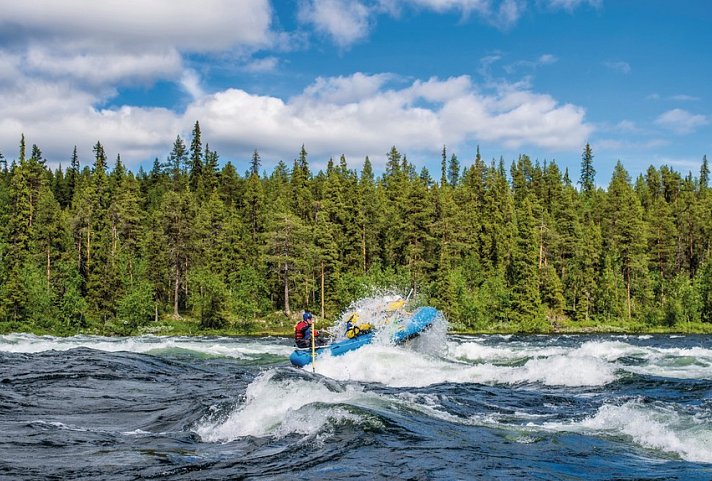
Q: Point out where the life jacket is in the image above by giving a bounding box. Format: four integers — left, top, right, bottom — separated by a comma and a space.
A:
346, 322, 372, 339
294, 320, 310, 342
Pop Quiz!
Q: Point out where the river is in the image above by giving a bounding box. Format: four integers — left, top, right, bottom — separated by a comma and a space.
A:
1, 324, 711, 480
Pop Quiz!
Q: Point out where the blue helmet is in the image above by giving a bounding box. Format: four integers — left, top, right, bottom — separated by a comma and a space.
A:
303, 311, 313, 321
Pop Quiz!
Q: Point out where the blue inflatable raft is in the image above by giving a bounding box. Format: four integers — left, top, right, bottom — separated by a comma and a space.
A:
289, 306, 439, 367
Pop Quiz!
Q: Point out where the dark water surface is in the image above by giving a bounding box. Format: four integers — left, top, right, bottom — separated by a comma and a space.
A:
1, 331, 711, 480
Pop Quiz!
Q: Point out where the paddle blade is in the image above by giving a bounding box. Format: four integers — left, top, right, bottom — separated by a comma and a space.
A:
386, 299, 405, 311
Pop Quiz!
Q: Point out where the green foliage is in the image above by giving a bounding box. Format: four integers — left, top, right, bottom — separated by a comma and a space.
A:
2, 135, 712, 335
189, 266, 229, 329
116, 280, 155, 330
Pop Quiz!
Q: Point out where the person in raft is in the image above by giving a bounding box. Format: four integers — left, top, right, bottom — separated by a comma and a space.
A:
294, 311, 325, 348
344, 312, 373, 339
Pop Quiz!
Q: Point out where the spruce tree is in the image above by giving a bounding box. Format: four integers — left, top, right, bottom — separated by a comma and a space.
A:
508, 196, 544, 330
604, 161, 648, 320
700, 155, 709, 192
168, 135, 187, 190
189, 121, 203, 191
448, 153, 460, 187
579, 143, 596, 194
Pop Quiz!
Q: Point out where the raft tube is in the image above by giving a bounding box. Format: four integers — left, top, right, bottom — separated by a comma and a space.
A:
289, 306, 439, 367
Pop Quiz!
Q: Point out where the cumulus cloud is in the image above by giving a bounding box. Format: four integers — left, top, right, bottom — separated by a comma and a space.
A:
298, 0, 373, 47
180, 69, 205, 100
183, 73, 592, 167
1, 71, 592, 170
244, 57, 280, 73
397, 0, 526, 30
655, 109, 709, 135
0, 0, 275, 93
0, 0, 273, 52
298, 0, 597, 47
24, 47, 183, 88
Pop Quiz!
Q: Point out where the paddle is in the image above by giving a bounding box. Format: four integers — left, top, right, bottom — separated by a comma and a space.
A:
310, 315, 316, 372
386, 288, 414, 312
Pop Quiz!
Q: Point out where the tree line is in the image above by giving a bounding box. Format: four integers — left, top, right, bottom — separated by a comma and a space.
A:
1, 122, 711, 335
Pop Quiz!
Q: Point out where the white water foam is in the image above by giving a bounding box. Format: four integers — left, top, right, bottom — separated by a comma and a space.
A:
539, 400, 712, 463
325, 293, 410, 342
0, 333, 293, 358
195, 371, 381, 442
310, 342, 616, 387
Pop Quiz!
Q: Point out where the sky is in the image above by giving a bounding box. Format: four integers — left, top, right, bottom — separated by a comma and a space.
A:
1, 0, 710, 185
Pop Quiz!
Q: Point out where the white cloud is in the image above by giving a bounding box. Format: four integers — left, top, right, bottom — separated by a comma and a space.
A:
543, 0, 601, 11
0, 0, 277, 101
504, 53, 558, 73
604, 60, 631, 75
0, 70, 593, 170
538, 54, 558, 65
655, 109, 709, 135
244, 57, 280, 73
24, 47, 182, 87
184, 73, 592, 166
298, 0, 373, 47
616, 120, 639, 132
669, 94, 700, 102
0, 0, 273, 52
180, 69, 205, 100
300, 73, 395, 104
403, 0, 526, 29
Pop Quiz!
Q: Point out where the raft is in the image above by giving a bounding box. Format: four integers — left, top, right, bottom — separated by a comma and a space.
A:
289, 306, 439, 367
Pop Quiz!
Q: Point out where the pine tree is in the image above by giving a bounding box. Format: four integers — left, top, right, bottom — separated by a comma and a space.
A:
382, 146, 408, 267
250, 150, 261, 177
67, 146, 80, 203
508, 196, 544, 330
356, 157, 382, 272
604, 161, 648, 320
579, 143, 596, 194
202, 144, 219, 194
290, 145, 313, 222
218, 162, 241, 208
242, 169, 266, 265
159, 190, 197, 317
189, 121, 203, 191
448, 153, 460, 187
403, 173, 436, 296
85, 141, 118, 320
168, 135, 187, 190
264, 208, 313, 315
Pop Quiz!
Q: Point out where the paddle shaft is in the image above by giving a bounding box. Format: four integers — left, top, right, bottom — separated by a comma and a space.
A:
311, 317, 316, 372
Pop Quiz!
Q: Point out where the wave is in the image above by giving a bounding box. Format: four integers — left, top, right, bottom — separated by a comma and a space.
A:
304, 342, 616, 387
539, 400, 712, 463
194, 370, 383, 441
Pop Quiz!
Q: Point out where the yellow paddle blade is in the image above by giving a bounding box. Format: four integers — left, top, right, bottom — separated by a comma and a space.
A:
386, 299, 405, 312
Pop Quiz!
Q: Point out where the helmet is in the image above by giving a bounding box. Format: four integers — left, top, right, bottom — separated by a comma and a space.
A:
303, 311, 313, 321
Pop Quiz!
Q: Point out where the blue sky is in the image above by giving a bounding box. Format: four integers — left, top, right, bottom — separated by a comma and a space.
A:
1, 0, 710, 185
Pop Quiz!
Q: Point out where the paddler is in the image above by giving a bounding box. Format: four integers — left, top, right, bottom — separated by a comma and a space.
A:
344, 312, 373, 339
294, 311, 324, 348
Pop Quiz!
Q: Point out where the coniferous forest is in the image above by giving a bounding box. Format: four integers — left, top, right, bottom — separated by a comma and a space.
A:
1, 122, 712, 335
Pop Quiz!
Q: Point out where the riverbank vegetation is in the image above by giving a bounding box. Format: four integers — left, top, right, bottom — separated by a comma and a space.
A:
1, 124, 711, 336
